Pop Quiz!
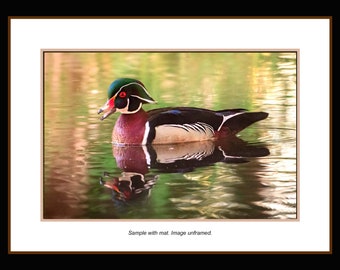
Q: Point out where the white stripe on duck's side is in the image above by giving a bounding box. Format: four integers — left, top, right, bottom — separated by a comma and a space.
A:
142, 122, 151, 145
217, 112, 245, 131
152, 122, 215, 144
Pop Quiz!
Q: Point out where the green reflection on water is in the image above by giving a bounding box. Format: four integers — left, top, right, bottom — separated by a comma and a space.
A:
43, 51, 296, 219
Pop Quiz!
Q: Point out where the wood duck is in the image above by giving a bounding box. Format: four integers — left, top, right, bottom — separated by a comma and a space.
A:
98, 78, 268, 145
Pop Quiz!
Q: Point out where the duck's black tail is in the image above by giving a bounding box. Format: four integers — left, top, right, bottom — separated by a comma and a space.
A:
217, 109, 269, 135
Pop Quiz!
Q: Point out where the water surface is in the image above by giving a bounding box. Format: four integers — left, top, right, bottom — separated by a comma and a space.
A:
43, 51, 297, 219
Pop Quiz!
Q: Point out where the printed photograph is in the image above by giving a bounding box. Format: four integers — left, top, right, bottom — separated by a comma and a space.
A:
43, 51, 297, 219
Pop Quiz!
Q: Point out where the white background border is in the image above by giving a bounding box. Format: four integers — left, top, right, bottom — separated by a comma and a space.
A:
10, 18, 330, 252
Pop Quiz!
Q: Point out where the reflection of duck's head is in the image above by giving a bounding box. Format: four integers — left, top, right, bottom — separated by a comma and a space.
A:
112, 136, 269, 174
100, 172, 158, 202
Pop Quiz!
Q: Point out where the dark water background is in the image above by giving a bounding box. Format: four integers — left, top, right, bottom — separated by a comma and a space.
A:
43, 52, 296, 219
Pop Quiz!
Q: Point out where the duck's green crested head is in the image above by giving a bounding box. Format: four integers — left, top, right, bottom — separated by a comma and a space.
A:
107, 78, 151, 100
98, 78, 156, 120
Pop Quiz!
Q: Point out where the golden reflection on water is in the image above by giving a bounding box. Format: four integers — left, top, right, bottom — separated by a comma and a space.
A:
43, 51, 297, 219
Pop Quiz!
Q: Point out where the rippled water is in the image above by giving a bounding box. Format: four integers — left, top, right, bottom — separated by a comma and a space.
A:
43, 51, 297, 219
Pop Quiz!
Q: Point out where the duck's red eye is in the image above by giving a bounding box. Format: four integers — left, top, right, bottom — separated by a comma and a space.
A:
119, 91, 127, 98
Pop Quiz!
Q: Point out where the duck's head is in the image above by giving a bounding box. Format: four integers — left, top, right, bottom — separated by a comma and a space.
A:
98, 78, 156, 120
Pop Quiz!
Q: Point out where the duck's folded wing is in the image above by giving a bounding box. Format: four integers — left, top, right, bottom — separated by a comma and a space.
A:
217, 110, 269, 134
147, 107, 224, 128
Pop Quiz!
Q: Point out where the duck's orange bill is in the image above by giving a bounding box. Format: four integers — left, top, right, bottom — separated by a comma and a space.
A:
98, 97, 116, 120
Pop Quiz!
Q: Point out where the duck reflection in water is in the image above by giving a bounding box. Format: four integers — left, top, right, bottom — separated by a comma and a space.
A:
100, 172, 158, 203
100, 136, 269, 204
